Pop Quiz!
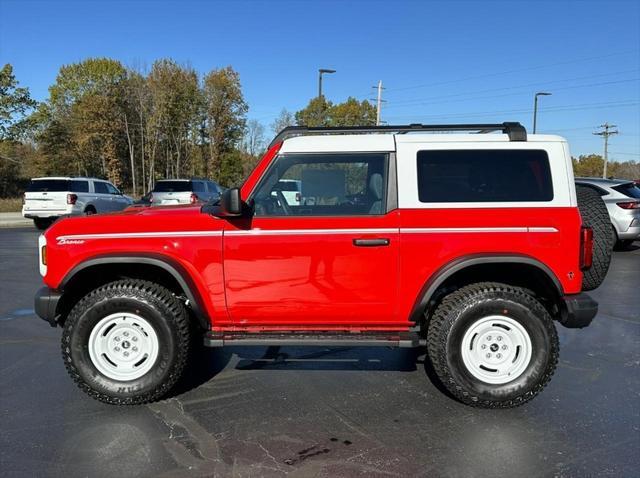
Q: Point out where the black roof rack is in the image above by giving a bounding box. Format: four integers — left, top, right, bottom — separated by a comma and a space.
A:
269, 122, 527, 147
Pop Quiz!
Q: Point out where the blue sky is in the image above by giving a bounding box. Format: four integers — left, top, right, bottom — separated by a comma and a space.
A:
1, 0, 639, 158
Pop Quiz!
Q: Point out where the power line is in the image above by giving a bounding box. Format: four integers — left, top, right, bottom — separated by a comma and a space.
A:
384, 49, 640, 93
383, 100, 639, 121
384, 71, 640, 107
594, 123, 619, 178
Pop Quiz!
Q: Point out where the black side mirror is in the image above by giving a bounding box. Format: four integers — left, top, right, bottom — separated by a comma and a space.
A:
202, 187, 243, 217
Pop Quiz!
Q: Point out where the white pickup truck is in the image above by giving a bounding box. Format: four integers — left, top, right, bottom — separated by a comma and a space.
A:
22, 177, 132, 229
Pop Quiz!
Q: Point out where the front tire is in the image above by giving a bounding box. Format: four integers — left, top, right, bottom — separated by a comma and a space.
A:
427, 282, 558, 408
61, 280, 191, 405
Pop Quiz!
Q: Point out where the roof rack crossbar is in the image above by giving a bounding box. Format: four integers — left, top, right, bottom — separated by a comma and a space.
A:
269, 122, 527, 147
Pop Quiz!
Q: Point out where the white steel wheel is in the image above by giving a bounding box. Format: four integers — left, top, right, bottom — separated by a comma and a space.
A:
460, 315, 532, 385
88, 312, 159, 381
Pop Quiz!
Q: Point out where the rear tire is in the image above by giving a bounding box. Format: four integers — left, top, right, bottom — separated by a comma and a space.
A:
61, 279, 191, 405
426, 282, 558, 408
576, 185, 613, 291
84, 206, 96, 215
33, 218, 52, 230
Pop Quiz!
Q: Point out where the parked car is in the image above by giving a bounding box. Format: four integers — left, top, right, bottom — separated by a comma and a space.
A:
575, 177, 640, 249
272, 179, 302, 206
35, 122, 610, 408
150, 179, 223, 205
22, 177, 132, 229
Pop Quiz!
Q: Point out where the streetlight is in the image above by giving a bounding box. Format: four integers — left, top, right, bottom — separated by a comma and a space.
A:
318, 69, 336, 98
533, 92, 552, 133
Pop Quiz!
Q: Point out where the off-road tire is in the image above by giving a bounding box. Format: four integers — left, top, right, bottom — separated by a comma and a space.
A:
427, 282, 559, 408
61, 279, 191, 405
576, 185, 613, 290
33, 218, 52, 230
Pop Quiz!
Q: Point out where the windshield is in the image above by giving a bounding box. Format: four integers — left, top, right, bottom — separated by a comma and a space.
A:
153, 181, 191, 192
27, 179, 69, 192
613, 182, 640, 199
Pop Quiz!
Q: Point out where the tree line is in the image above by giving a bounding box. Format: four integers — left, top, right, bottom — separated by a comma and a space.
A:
1, 59, 638, 198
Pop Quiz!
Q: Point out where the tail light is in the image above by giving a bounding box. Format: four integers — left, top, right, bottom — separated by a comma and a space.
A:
22, 193, 26, 206
67, 193, 78, 205
295, 192, 301, 203
190, 193, 198, 204
616, 201, 640, 209
580, 226, 594, 270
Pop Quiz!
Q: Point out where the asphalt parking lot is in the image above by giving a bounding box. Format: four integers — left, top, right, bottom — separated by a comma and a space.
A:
1, 227, 638, 477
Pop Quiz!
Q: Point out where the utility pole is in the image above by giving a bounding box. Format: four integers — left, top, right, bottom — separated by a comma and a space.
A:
593, 123, 618, 179
371, 80, 386, 125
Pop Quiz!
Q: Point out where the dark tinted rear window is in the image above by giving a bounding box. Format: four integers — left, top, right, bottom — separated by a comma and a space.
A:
94, 182, 109, 194
417, 150, 553, 202
70, 180, 89, 193
613, 182, 640, 199
27, 179, 69, 192
153, 181, 191, 192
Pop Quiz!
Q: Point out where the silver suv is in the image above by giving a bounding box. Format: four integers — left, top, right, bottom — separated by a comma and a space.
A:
150, 179, 223, 206
575, 177, 640, 249
22, 177, 132, 229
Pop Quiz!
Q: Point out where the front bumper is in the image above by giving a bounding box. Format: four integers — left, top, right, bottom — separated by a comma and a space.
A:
34, 287, 62, 327
558, 293, 598, 329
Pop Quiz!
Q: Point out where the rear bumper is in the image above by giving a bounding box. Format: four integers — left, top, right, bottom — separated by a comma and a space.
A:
34, 287, 62, 327
618, 225, 640, 240
558, 293, 598, 329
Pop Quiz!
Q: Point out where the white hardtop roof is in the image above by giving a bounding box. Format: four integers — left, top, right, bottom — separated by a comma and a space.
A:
279, 133, 567, 153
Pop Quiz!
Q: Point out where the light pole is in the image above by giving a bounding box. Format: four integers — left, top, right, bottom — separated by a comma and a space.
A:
318, 69, 336, 98
533, 92, 552, 133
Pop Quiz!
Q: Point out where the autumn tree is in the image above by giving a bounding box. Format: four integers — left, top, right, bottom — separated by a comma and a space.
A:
202, 66, 248, 184
572, 154, 605, 178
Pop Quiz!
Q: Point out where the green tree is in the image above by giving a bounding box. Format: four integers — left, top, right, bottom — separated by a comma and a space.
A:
0, 64, 37, 140
295, 96, 377, 127
328, 97, 376, 126
202, 66, 248, 182
295, 97, 332, 126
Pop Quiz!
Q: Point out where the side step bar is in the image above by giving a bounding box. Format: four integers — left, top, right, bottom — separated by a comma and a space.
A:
203, 331, 426, 348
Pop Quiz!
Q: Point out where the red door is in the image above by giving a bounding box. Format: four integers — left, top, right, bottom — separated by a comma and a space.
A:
222, 152, 403, 331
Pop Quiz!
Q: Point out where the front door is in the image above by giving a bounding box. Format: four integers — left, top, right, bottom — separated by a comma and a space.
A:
223, 152, 401, 330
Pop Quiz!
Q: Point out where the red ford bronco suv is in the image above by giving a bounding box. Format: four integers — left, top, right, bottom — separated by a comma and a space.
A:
34, 123, 610, 408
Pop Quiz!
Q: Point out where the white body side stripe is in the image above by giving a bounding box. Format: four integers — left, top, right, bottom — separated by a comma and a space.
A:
56, 231, 223, 241
57, 226, 558, 241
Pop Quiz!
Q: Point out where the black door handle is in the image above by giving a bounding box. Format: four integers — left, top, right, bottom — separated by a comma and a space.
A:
353, 238, 390, 247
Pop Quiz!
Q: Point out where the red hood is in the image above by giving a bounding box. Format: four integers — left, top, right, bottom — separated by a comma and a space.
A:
45, 204, 222, 241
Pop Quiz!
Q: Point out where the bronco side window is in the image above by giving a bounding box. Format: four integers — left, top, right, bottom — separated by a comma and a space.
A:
417, 149, 553, 203
252, 153, 388, 216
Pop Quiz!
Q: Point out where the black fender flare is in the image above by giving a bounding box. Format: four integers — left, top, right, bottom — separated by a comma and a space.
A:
408, 254, 564, 324
60, 253, 210, 329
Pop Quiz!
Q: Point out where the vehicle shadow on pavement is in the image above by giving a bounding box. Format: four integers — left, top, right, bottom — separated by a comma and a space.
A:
234, 346, 423, 372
